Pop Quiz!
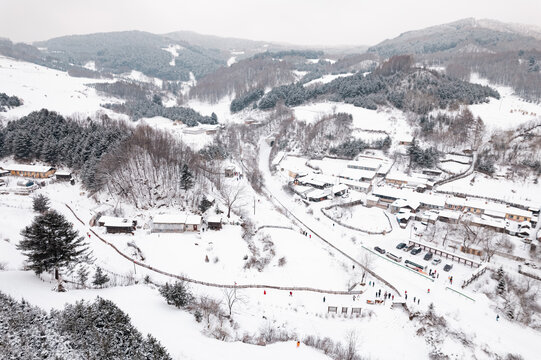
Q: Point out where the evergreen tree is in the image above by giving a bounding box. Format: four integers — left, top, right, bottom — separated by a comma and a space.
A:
159, 282, 193, 308
198, 196, 213, 213
211, 112, 218, 124
496, 266, 505, 281
77, 266, 89, 288
180, 164, 194, 191
32, 194, 50, 213
92, 267, 110, 288
497, 277, 506, 295
18, 211, 88, 282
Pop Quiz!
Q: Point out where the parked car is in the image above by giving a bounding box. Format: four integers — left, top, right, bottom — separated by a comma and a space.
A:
423, 252, 433, 261
396, 242, 407, 250
431, 258, 441, 265
410, 247, 422, 255
374, 246, 386, 254
404, 244, 415, 252
444, 264, 453, 272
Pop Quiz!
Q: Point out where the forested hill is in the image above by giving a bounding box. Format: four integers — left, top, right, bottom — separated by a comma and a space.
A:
251, 55, 499, 114
368, 18, 541, 57
0, 31, 225, 82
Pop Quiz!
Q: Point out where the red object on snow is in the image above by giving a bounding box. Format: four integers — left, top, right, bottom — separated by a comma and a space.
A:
264, 290, 266, 295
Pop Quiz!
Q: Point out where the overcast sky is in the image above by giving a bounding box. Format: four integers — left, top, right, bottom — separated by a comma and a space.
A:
1, 0, 540, 46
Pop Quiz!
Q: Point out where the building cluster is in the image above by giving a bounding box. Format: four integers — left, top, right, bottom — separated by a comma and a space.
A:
96, 213, 223, 234
370, 185, 537, 238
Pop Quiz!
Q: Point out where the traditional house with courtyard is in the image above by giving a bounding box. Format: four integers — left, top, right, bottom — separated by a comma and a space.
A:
151, 214, 186, 233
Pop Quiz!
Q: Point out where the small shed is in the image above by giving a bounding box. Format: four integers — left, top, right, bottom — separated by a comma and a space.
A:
0, 170, 9, 177
55, 171, 72, 181
185, 215, 202, 231
207, 215, 222, 230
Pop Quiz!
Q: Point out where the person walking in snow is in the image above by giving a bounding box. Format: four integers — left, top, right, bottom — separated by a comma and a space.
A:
427, 288, 430, 294
418, 299, 420, 305
289, 291, 293, 296
392, 295, 394, 301
414, 296, 416, 302
323, 296, 326, 302
496, 314, 499, 321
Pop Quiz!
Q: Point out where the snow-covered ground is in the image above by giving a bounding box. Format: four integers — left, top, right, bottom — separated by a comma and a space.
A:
438, 172, 541, 205
325, 205, 392, 233
304, 73, 354, 87
163, 44, 184, 66
468, 73, 541, 130
0, 56, 120, 119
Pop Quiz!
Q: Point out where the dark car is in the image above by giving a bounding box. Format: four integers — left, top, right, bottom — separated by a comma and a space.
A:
404, 244, 415, 252
410, 247, 422, 255
374, 246, 386, 254
444, 264, 453, 272
423, 252, 433, 261
396, 242, 407, 250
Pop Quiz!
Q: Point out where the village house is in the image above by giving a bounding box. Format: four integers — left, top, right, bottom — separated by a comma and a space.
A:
185, 215, 202, 231
1, 164, 56, 178
0, 170, 9, 177
98, 216, 137, 228
338, 168, 376, 182
224, 165, 236, 178
206, 215, 222, 230
347, 158, 382, 172
398, 135, 413, 146
151, 214, 187, 233
102, 217, 135, 234
444, 197, 532, 222
306, 188, 331, 202
338, 179, 372, 193
390, 198, 420, 214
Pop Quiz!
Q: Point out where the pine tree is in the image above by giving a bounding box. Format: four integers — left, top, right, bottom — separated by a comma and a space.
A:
198, 197, 213, 213
77, 266, 89, 288
210, 112, 218, 124
496, 266, 504, 281
159, 282, 192, 308
92, 267, 110, 288
180, 164, 194, 191
32, 194, 50, 213
497, 277, 506, 295
18, 211, 88, 282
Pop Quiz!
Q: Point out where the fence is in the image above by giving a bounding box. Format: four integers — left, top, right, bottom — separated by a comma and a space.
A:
407, 240, 481, 268
65, 203, 370, 295
320, 202, 392, 235
518, 265, 541, 281
462, 264, 488, 289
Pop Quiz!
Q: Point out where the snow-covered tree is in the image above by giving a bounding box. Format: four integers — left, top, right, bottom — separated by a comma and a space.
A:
92, 267, 110, 288
180, 163, 194, 191
18, 211, 88, 283
32, 194, 50, 214
159, 281, 193, 308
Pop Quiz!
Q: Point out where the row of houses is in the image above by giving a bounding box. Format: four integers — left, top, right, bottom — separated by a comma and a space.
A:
371, 186, 536, 223
97, 213, 224, 234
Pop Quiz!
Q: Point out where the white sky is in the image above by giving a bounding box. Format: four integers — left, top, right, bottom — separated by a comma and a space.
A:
1, 0, 540, 46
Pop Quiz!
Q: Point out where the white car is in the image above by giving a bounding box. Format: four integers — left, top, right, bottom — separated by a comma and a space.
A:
431, 258, 442, 265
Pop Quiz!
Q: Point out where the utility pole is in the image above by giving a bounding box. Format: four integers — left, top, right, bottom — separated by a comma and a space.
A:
253, 196, 256, 216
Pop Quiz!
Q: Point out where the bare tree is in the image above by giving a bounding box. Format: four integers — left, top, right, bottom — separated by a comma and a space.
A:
217, 182, 247, 218
222, 287, 246, 318
359, 252, 374, 284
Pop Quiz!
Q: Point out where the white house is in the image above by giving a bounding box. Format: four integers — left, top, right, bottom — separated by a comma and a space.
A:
151, 214, 187, 233
185, 215, 202, 231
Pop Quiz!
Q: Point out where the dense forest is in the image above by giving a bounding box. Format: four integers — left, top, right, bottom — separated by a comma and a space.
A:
0, 292, 171, 359
255, 55, 499, 114
0, 109, 130, 191
0, 92, 23, 112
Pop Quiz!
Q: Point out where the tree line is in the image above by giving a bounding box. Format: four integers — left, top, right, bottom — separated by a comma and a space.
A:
0, 92, 23, 112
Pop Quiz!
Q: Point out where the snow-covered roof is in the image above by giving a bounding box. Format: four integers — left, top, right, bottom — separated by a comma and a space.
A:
2, 164, 54, 173
206, 215, 222, 224
386, 171, 428, 186
339, 168, 376, 181
55, 171, 71, 176
446, 197, 532, 218
438, 209, 461, 220
347, 158, 382, 171
185, 215, 202, 225
332, 184, 348, 194
153, 214, 187, 224
392, 198, 420, 210
100, 216, 133, 228
338, 178, 371, 190
396, 211, 412, 220
306, 188, 330, 199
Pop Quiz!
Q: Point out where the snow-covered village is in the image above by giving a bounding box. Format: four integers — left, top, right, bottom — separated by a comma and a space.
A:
1, 2, 541, 359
